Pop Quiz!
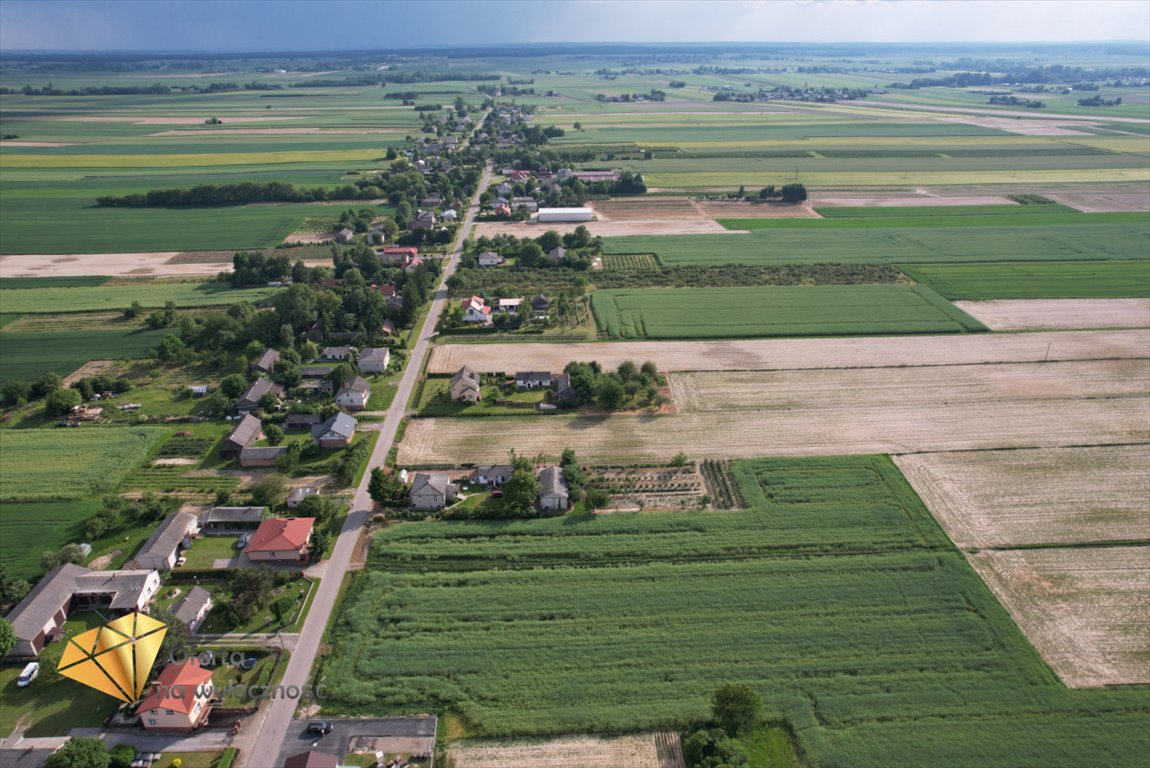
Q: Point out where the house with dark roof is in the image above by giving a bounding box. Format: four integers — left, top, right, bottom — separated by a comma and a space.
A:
334, 227, 354, 243
240, 445, 288, 468
538, 465, 569, 512
172, 586, 213, 633
471, 465, 514, 487
287, 487, 318, 510
221, 414, 262, 459
449, 366, 481, 403
531, 293, 552, 318
4, 564, 88, 657
138, 659, 214, 731
410, 473, 458, 510
547, 246, 566, 265
319, 346, 353, 362
312, 412, 358, 449
412, 209, 436, 230
250, 348, 280, 375
284, 413, 323, 431
382, 318, 396, 337
554, 372, 579, 406
516, 371, 553, 389
134, 512, 199, 571
335, 376, 371, 410
202, 507, 266, 533
357, 347, 390, 374
236, 379, 283, 414
246, 517, 315, 562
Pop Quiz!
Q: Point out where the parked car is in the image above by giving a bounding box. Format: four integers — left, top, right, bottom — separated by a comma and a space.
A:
306, 721, 333, 736
16, 662, 39, 687
235, 534, 251, 550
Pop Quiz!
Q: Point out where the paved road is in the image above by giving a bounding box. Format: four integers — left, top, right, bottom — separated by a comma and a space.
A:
234, 160, 493, 765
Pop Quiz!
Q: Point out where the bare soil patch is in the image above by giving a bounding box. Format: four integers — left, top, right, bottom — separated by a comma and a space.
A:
0, 251, 326, 278
589, 197, 704, 221
935, 115, 1095, 136
1046, 189, 1150, 212
0, 140, 76, 147
473, 219, 735, 238
62, 359, 117, 386
149, 127, 405, 137
967, 546, 1150, 687
449, 733, 680, 768
955, 299, 1150, 330
399, 359, 1149, 465
813, 193, 1016, 207
47, 115, 308, 125
153, 458, 199, 466
894, 446, 1150, 549
693, 200, 822, 218
429, 329, 1150, 375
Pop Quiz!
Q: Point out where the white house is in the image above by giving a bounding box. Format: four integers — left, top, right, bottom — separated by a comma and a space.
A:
335, 376, 371, 410
461, 295, 493, 324
478, 251, 505, 267
516, 371, 553, 389
494, 298, 522, 314
357, 347, 390, 374
410, 473, 458, 510
538, 465, 569, 512
138, 659, 214, 731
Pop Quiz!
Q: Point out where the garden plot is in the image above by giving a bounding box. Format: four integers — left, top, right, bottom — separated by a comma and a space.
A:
954, 299, 1150, 330
967, 546, 1150, 687
449, 733, 681, 768
429, 329, 1149, 376
588, 464, 708, 511
894, 446, 1150, 549
398, 359, 1149, 465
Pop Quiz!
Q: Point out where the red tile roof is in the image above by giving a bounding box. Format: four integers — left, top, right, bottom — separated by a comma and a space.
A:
137, 659, 213, 714
247, 517, 315, 553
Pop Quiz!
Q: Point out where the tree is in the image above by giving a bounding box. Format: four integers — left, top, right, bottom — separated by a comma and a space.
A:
682, 728, 748, 768
758, 185, 776, 200
0, 617, 14, 657
502, 468, 541, 517
44, 387, 81, 417
736, 185, 746, 199
712, 682, 763, 737
250, 474, 286, 508
32, 372, 62, 399
0, 566, 31, 610
536, 229, 563, 253
584, 487, 609, 510
41, 543, 87, 571
780, 182, 807, 203
122, 300, 143, 319
595, 377, 626, 411
109, 745, 136, 768
1, 379, 32, 407
517, 241, 546, 269
227, 566, 276, 621
265, 424, 284, 446
219, 374, 248, 399
44, 737, 111, 768
616, 360, 638, 381
147, 604, 191, 667
640, 360, 659, 379
368, 467, 408, 506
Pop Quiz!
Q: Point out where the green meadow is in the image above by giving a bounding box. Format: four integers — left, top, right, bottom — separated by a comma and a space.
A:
0, 282, 279, 314
591, 284, 985, 339
900, 260, 1150, 300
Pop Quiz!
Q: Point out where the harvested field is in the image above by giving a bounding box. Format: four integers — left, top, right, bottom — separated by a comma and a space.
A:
449, 733, 681, 768
955, 299, 1150, 330
894, 446, 1150, 549
589, 198, 705, 220
692, 200, 822, 219
1047, 190, 1150, 213
967, 546, 1150, 687
46, 115, 308, 124
429, 328, 1149, 375
814, 194, 1015, 207
472, 219, 734, 238
936, 116, 1095, 136
398, 359, 1149, 465
149, 127, 407, 137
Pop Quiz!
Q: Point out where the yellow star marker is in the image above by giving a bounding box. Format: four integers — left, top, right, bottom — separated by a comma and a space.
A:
57, 612, 167, 703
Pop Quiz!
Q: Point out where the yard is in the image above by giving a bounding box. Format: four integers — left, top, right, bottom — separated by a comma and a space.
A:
180, 536, 240, 570
197, 576, 314, 636
416, 377, 550, 417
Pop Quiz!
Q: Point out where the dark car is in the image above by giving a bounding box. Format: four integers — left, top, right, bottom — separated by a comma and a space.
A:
306, 721, 334, 736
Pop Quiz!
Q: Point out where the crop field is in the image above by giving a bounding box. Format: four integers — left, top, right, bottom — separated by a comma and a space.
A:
723, 205, 1145, 229
449, 734, 679, 768
590, 284, 986, 339
398, 359, 1149, 465
899, 260, 1150, 299
428, 328, 1150, 375
953, 298, 1150, 330
323, 456, 1150, 766
0, 281, 279, 313
894, 446, 1150, 549
0, 499, 101, 580
0, 327, 168, 381
0, 427, 168, 502
601, 221, 1150, 266
968, 547, 1150, 688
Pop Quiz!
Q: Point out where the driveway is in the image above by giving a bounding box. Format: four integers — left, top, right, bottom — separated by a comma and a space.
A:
274, 717, 436, 766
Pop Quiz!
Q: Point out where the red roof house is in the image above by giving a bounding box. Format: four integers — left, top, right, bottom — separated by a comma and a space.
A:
137, 659, 214, 731
246, 517, 315, 562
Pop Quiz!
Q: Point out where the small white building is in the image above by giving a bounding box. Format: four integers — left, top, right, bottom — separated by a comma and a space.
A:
538, 207, 593, 223
461, 295, 493, 324
478, 251, 505, 267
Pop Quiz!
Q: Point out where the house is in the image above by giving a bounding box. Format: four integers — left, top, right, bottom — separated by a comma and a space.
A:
334, 227, 354, 243
236, 379, 283, 414
548, 246, 566, 265
382, 319, 396, 337
573, 170, 621, 183
478, 251, 505, 267
284, 413, 323, 431
134, 512, 199, 572
461, 295, 493, 324
312, 412, 358, 449
172, 586, 213, 633
137, 659, 214, 731
378, 247, 418, 265
516, 371, 553, 389
442, 209, 458, 222
376, 283, 397, 298
495, 182, 513, 196
246, 517, 315, 562
319, 346, 353, 362
421, 194, 444, 207
335, 376, 371, 410
510, 169, 531, 183
538, 465, 569, 512
283, 753, 339, 768
221, 414, 262, 460
537, 207, 594, 223
410, 473, 458, 510
239, 446, 288, 468
472, 465, 514, 487
71, 569, 161, 614
531, 293, 552, 318
511, 196, 538, 212
403, 255, 424, 273
299, 366, 330, 379
286, 487, 317, 510
357, 347, 390, 374
202, 507, 266, 533
449, 366, 481, 403
554, 372, 579, 406
4, 564, 88, 657
250, 348, 280, 375
494, 298, 522, 314
494, 202, 512, 217
412, 210, 436, 229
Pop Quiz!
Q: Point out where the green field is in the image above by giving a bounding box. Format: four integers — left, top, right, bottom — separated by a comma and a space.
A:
0, 281, 279, 314
322, 456, 1150, 766
0, 327, 168, 381
900, 260, 1150, 299
0, 499, 102, 580
590, 284, 985, 339
720, 206, 1145, 230
0, 427, 168, 502
602, 222, 1150, 266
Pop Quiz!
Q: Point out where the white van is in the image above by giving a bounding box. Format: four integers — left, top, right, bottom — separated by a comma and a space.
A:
16, 662, 39, 687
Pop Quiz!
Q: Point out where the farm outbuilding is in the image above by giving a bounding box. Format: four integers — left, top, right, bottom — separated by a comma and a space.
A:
538, 207, 594, 223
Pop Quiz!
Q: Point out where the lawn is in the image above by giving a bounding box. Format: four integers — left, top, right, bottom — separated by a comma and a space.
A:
320, 456, 1150, 767
0, 611, 121, 737
416, 377, 549, 417
197, 577, 314, 636
0, 282, 280, 314
180, 536, 240, 570
0, 426, 169, 502
900, 260, 1150, 300
590, 284, 985, 339
0, 498, 101, 580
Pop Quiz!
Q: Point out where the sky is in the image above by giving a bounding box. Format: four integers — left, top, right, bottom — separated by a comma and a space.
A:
1, 0, 1148, 52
